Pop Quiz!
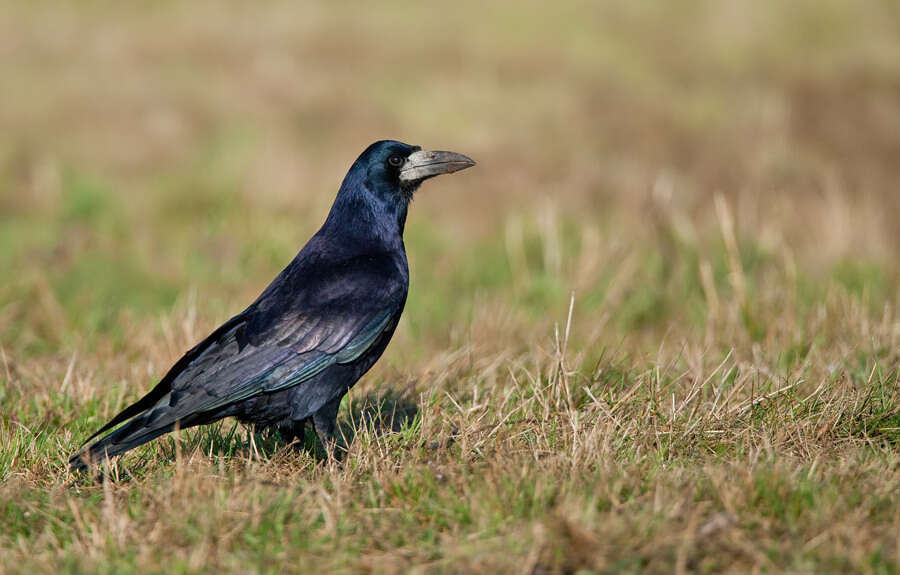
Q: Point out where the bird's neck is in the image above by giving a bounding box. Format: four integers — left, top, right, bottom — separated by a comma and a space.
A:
320, 181, 408, 253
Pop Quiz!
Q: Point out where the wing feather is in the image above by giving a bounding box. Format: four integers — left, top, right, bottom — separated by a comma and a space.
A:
162, 252, 406, 415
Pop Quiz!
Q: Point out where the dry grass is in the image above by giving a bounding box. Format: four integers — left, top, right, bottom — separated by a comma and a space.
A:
1, 1, 899, 573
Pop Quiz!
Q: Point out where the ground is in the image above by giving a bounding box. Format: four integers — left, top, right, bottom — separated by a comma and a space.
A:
1, 1, 899, 573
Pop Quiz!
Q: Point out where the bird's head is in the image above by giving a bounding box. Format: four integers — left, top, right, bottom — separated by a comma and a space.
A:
328, 140, 475, 240
358, 140, 475, 197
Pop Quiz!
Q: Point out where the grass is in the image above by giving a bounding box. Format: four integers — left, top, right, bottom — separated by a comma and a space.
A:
1, 0, 899, 573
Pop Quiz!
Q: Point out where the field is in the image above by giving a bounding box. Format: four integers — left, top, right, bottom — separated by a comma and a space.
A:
1, 1, 899, 573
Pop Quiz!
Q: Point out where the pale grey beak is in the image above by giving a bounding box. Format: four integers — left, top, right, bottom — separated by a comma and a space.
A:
399, 149, 476, 185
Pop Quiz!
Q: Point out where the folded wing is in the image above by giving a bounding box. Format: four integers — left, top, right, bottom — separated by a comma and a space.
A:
70, 251, 407, 470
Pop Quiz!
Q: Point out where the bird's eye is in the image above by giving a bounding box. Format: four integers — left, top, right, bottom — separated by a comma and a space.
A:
387, 155, 404, 168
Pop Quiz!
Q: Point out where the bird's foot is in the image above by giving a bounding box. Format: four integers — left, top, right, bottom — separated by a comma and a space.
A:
315, 427, 344, 462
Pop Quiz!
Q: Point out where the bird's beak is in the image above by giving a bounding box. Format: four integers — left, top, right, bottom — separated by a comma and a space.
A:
399, 150, 476, 185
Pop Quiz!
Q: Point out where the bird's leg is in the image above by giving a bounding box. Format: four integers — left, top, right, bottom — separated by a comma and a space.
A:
292, 418, 308, 446
274, 421, 293, 443
276, 419, 307, 451
312, 394, 343, 460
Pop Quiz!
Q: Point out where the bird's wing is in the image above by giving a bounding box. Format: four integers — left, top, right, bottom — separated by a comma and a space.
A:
162, 251, 407, 415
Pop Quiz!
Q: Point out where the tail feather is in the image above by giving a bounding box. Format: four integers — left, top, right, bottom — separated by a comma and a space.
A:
79, 380, 172, 446
69, 405, 221, 472
70, 313, 252, 472
69, 413, 176, 471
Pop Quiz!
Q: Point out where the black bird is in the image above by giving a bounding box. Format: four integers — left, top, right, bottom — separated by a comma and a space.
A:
69, 140, 475, 471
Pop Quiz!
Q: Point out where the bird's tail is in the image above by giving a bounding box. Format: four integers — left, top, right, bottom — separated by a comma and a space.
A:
69, 412, 179, 472
68, 400, 219, 472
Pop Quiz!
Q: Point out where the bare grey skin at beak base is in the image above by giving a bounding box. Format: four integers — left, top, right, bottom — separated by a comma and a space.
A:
399, 150, 476, 184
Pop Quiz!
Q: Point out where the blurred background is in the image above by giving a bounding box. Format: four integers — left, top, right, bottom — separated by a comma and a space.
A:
1, 0, 898, 362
